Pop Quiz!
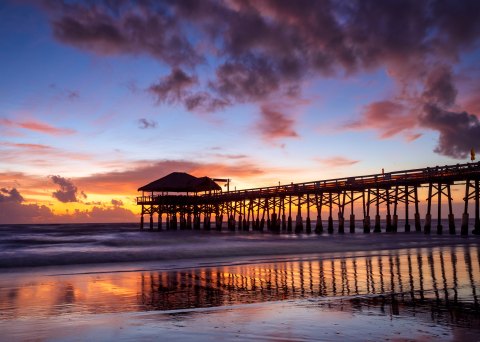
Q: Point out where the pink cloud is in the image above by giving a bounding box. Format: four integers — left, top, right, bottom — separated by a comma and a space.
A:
0, 119, 75, 136
316, 156, 360, 168
18, 120, 75, 135
344, 100, 418, 139
257, 104, 298, 140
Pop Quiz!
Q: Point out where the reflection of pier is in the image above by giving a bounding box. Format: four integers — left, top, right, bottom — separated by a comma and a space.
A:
137, 162, 480, 235
139, 246, 480, 315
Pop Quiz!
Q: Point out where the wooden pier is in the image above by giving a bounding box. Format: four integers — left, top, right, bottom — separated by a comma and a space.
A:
137, 162, 480, 235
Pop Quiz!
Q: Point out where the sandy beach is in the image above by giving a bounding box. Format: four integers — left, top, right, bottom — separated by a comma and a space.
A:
1, 224, 479, 341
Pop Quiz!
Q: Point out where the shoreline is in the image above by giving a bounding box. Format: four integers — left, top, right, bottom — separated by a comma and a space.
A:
1, 230, 479, 273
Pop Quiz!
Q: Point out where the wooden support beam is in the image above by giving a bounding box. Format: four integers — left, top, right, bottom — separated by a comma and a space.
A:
437, 183, 443, 234
306, 194, 312, 234
295, 195, 303, 233
315, 193, 323, 234
405, 185, 410, 233
461, 181, 469, 236
414, 186, 421, 232
339, 191, 345, 234
374, 188, 381, 233
474, 179, 480, 235
328, 192, 334, 234
350, 190, 355, 233
424, 183, 432, 234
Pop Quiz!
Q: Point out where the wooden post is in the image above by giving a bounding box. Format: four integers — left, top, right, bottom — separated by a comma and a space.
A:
288, 195, 293, 232
266, 198, 271, 231
350, 190, 355, 233
374, 188, 381, 232
474, 179, 480, 235
140, 213, 144, 230
437, 183, 443, 234
339, 191, 345, 234
364, 190, 371, 233
393, 186, 398, 232
405, 185, 410, 232
281, 197, 287, 232
328, 192, 334, 234
315, 193, 323, 234
149, 214, 154, 230
461, 181, 469, 235
306, 194, 312, 234
385, 189, 391, 232
424, 183, 432, 234
295, 195, 303, 233
447, 184, 455, 234
158, 212, 162, 231
260, 199, 266, 231
414, 186, 421, 232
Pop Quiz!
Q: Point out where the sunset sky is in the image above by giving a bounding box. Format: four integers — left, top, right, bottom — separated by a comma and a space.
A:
1, 0, 480, 223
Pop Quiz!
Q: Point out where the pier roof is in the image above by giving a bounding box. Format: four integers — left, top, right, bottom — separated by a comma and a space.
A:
138, 172, 221, 192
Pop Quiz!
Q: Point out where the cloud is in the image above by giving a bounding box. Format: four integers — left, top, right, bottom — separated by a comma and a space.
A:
258, 104, 298, 140
47, 1, 202, 67
76, 159, 268, 195
0, 188, 24, 203
138, 118, 157, 129
111, 199, 123, 207
149, 68, 198, 103
345, 100, 418, 139
0, 142, 53, 150
43, 0, 480, 153
420, 105, 480, 158
316, 156, 360, 168
422, 65, 458, 107
0, 118, 75, 135
50, 175, 86, 203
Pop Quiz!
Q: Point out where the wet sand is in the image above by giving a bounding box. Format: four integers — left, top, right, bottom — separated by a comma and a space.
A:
1, 232, 479, 341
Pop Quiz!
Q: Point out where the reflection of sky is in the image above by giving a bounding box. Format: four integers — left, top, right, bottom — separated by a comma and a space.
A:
1, 2, 480, 222
0, 245, 478, 319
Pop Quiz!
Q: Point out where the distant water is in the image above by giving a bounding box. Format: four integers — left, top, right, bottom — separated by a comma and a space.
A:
0, 220, 477, 268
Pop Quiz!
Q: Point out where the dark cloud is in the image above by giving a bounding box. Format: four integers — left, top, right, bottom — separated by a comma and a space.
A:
420, 105, 480, 158
0, 188, 24, 203
258, 105, 298, 140
422, 65, 457, 107
138, 118, 157, 129
111, 199, 123, 206
50, 175, 85, 203
149, 68, 198, 104
47, 1, 201, 67
43, 0, 480, 153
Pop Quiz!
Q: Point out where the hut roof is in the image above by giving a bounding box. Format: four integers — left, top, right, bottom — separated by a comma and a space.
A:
138, 172, 222, 192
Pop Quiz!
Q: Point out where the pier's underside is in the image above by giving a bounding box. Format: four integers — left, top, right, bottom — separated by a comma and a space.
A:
137, 162, 480, 235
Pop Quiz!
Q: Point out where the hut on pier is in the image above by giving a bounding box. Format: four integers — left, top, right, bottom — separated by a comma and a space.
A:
138, 172, 222, 195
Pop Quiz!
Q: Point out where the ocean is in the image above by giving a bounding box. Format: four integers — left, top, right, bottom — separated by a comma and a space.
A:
0, 222, 479, 340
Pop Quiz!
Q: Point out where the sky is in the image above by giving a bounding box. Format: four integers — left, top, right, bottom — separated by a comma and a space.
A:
1, 0, 480, 223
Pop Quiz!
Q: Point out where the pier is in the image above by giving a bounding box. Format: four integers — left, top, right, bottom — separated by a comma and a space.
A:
137, 162, 480, 235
